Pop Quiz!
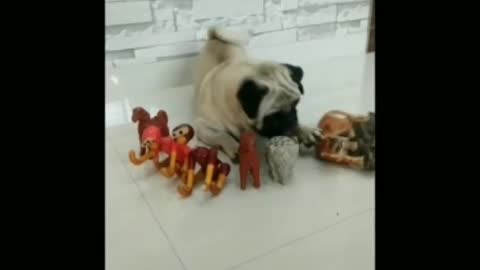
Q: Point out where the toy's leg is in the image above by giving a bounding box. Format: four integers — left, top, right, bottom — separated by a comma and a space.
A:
208, 166, 221, 191
239, 156, 249, 190
251, 167, 261, 189
251, 157, 261, 189
174, 159, 187, 178
160, 151, 177, 178
194, 171, 205, 186
178, 157, 195, 197
178, 163, 187, 179
129, 150, 152, 165
154, 157, 170, 170
195, 118, 240, 161
210, 163, 230, 196
203, 148, 218, 190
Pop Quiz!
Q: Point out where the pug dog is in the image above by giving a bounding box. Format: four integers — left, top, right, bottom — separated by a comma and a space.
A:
193, 27, 321, 160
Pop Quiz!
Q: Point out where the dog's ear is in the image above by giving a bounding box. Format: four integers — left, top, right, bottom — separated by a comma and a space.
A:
237, 79, 268, 119
282, 63, 304, 94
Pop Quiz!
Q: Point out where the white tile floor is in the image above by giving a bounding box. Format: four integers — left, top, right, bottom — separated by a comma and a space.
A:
106, 53, 375, 270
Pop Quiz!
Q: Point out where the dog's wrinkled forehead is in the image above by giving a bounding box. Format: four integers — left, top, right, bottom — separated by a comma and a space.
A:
237, 62, 304, 121
256, 63, 300, 91
261, 64, 302, 104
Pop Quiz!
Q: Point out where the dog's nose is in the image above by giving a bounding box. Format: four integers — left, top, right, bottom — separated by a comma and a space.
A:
284, 124, 299, 136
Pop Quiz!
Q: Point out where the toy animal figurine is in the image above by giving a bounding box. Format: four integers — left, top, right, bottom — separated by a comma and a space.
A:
265, 136, 299, 185
171, 125, 231, 197
239, 132, 261, 190
128, 123, 193, 178
201, 149, 231, 196
177, 146, 231, 197
172, 124, 194, 146
128, 125, 169, 168
316, 110, 375, 170
158, 124, 193, 178
131, 107, 169, 156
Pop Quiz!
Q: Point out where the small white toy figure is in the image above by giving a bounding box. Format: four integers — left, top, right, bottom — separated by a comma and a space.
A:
265, 136, 300, 185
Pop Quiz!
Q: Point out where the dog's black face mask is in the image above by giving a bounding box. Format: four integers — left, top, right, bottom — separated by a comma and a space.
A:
258, 103, 299, 138
282, 63, 304, 94
237, 63, 304, 138
237, 79, 268, 119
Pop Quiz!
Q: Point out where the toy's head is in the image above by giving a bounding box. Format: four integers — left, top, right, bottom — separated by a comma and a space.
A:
318, 111, 353, 138
140, 126, 163, 159
172, 124, 194, 145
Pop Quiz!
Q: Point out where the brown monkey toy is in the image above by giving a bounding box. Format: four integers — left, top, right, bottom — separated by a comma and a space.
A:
168, 123, 196, 179
172, 124, 195, 146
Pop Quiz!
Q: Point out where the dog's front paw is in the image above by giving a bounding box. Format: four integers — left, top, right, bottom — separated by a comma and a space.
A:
222, 141, 240, 162
296, 126, 323, 147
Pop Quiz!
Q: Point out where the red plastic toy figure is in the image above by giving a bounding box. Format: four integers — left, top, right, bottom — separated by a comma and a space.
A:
128, 122, 192, 178
157, 124, 193, 178
131, 107, 169, 156
172, 125, 231, 197
166, 123, 196, 179
239, 132, 261, 190
129, 125, 168, 168
177, 146, 231, 197
129, 107, 170, 169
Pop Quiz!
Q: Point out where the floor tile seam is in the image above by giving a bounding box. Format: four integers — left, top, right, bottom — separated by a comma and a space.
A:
224, 208, 375, 270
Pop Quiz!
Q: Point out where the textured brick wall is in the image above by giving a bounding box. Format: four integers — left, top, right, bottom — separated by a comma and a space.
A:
105, 0, 371, 64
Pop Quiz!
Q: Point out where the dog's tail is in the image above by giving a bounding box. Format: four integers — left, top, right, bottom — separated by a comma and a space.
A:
208, 27, 252, 46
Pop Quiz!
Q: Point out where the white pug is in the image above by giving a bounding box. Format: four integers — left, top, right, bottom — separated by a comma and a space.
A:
193, 27, 321, 160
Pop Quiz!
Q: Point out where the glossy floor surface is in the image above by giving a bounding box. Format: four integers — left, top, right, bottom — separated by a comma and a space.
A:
106, 53, 375, 270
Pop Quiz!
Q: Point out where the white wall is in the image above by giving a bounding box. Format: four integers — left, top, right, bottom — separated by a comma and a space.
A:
105, 0, 371, 86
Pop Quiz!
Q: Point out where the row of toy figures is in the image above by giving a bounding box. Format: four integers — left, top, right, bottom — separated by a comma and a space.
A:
128, 107, 268, 198
128, 107, 231, 197
240, 110, 375, 175
127, 106, 375, 198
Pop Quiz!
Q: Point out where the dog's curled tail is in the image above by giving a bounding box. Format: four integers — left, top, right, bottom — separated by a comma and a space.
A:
208, 27, 252, 46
